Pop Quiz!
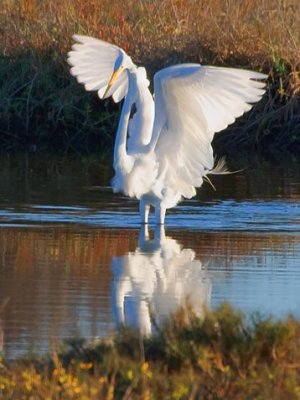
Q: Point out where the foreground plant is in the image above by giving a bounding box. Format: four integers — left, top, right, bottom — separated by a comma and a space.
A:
1, 304, 300, 399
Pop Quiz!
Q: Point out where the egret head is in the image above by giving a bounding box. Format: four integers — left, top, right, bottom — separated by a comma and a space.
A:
103, 51, 133, 98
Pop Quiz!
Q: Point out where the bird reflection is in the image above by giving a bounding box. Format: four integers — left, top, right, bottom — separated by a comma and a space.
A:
112, 226, 211, 335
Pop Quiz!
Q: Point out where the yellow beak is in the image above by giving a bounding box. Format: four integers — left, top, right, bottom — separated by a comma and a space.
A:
103, 67, 122, 98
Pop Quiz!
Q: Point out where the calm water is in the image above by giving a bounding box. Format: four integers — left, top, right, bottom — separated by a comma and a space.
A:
0, 155, 300, 359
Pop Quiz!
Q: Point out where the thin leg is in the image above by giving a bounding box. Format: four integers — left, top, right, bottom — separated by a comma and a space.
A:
139, 224, 149, 247
140, 199, 150, 224
155, 206, 166, 225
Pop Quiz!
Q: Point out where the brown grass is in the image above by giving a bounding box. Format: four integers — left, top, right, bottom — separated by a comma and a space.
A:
0, 0, 300, 155
2, 0, 300, 68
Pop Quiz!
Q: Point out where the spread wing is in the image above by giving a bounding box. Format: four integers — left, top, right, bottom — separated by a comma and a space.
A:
153, 64, 267, 198
67, 35, 130, 102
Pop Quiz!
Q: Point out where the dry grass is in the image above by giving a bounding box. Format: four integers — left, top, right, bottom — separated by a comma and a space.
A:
2, 0, 300, 69
0, 0, 300, 156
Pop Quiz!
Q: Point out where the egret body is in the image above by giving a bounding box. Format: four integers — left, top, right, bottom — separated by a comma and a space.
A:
68, 36, 267, 224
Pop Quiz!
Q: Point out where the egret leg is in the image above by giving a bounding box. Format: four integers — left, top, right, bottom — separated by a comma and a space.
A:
139, 224, 149, 247
140, 199, 150, 224
155, 206, 166, 225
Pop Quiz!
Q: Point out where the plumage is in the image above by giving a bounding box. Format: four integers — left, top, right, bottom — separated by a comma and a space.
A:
68, 34, 130, 102
68, 35, 267, 225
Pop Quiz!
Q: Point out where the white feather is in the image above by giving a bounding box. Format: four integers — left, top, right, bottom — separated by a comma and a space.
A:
152, 64, 267, 199
67, 35, 130, 103
68, 36, 267, 224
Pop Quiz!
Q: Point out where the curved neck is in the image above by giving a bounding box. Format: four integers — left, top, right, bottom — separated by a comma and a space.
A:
113, 72, 135, 166
114, 73, 133, 164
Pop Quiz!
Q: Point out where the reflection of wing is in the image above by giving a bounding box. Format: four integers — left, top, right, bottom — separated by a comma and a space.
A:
152, 65, 267, 198
112, 226, 211, 335
67, 35, 130, 102
153, 249, 211, 322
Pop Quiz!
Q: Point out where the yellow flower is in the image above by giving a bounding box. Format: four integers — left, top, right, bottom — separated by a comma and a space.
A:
127, 370, 133, 381
79, 362, 93, 370
141, 362, 149, 373
99, 376, 107, 384
21, 370, 41, 392
141, 362, 152, 379
73, 386, 81, 394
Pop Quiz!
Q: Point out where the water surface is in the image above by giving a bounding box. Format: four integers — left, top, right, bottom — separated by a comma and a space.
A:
0, 155, 299, 358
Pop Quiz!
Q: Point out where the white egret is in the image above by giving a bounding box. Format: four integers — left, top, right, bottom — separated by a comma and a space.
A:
68, 35, 267, 224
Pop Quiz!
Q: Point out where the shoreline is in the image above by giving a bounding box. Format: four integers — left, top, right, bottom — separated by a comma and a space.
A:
1, 305, 299, 398
1, 0, 299, 160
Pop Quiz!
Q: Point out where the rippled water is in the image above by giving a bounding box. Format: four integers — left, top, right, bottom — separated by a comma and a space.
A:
0, 155, 300, 359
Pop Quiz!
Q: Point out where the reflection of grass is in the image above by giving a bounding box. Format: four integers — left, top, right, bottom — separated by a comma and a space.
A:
1, 304, 300, 399
1, 0, 300, 156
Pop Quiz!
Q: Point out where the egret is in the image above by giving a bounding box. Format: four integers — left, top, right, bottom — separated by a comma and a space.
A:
68, 35, 267, 224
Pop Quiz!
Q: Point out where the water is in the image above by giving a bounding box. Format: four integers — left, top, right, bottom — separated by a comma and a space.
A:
0, 154, 300, 359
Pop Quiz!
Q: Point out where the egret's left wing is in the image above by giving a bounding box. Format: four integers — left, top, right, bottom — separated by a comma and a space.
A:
67, 35, 130, 102
152, 64, 267, 198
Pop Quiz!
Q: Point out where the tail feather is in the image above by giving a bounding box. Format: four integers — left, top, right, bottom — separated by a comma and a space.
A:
208, 157, 243, 175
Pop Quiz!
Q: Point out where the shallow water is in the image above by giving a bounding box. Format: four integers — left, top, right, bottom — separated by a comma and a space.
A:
0, 155, 300, 359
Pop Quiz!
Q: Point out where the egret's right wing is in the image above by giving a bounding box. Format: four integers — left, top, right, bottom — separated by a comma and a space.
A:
152, 64, 267, 198
67, 35, 131, 102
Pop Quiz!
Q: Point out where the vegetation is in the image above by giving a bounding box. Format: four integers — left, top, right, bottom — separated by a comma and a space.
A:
1, 305, 300, 399
1, 0, 300, 157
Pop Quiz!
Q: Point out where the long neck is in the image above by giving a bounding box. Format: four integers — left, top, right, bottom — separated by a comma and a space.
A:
113, 73, 135, 167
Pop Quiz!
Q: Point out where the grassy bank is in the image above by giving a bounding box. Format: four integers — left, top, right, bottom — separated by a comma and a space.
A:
1, 0, 300, 158
1, 305, 300, 399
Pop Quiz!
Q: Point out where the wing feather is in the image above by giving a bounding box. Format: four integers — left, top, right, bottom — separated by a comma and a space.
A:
67, 35, 131, 102
153, 64, 267, 198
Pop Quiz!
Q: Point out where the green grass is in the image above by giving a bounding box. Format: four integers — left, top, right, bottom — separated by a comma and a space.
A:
1, 305, 300, 399
0, 0, 300, 157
